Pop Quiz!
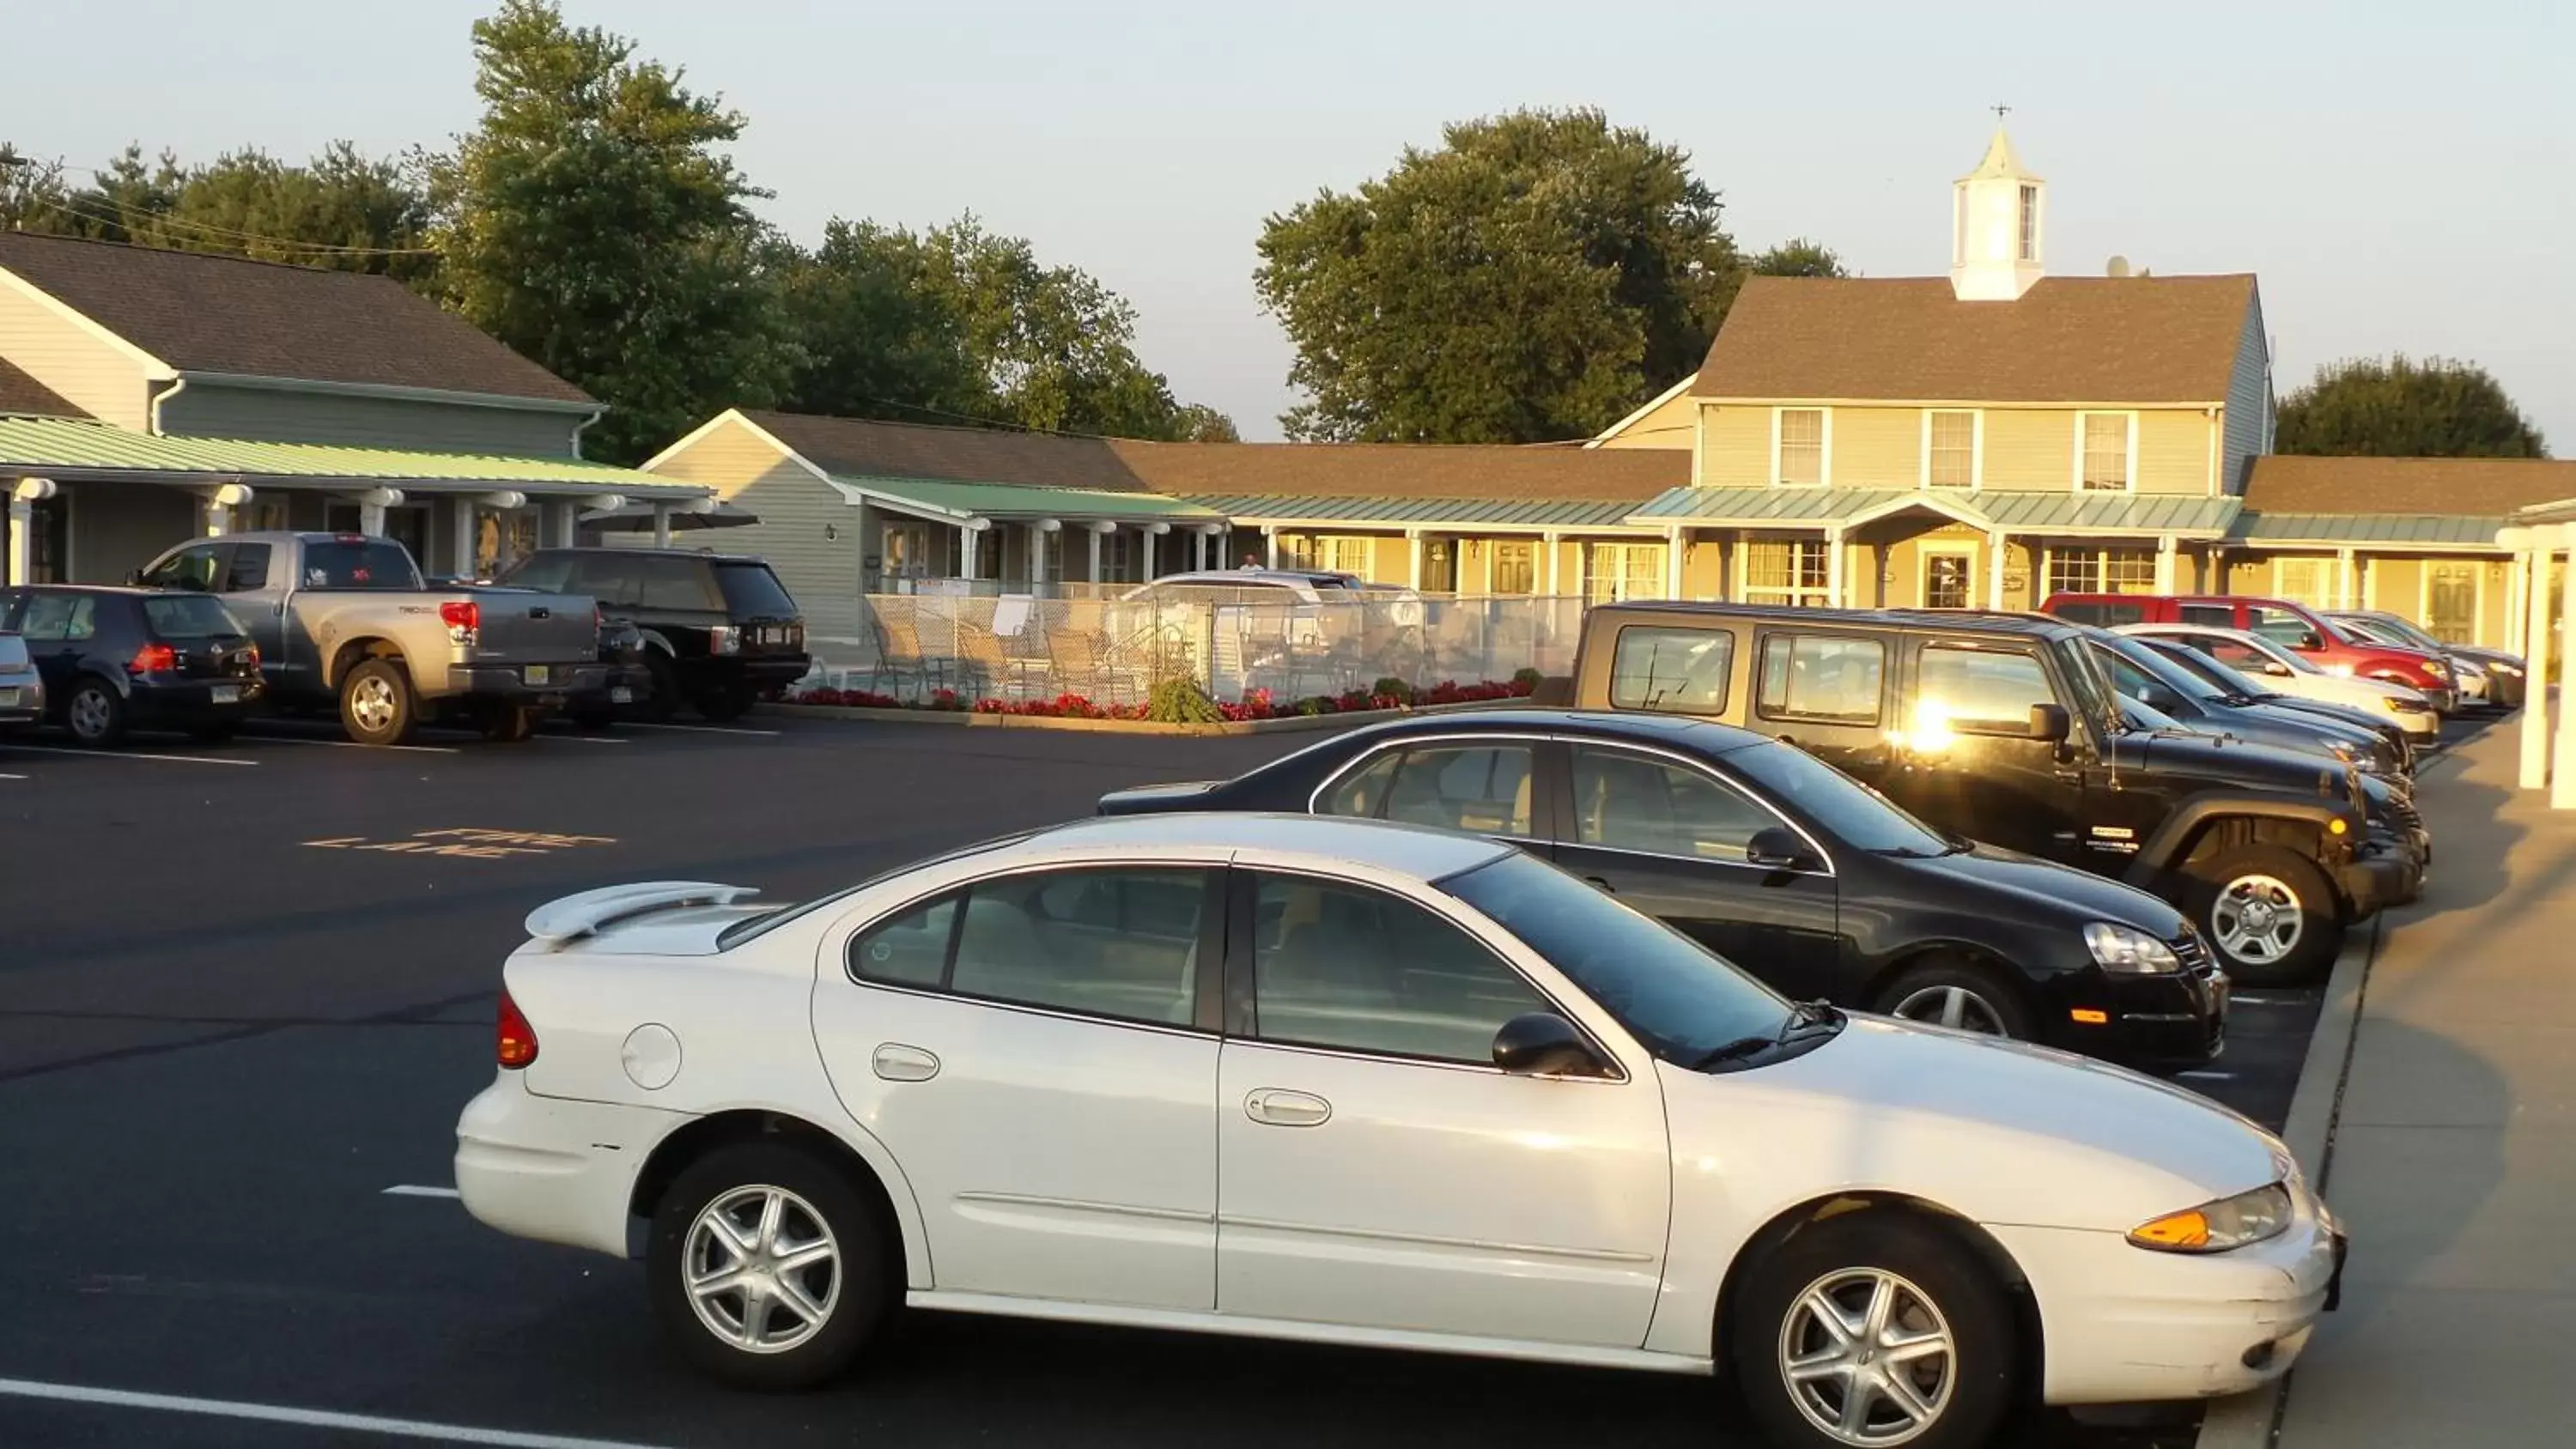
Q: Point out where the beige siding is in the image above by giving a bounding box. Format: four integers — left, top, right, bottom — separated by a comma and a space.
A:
1680, 537, 1726, 599
1980, 409, 2075, 490
159, 383, 585, 457
1593, 385, 1697, 449
647, 415, 863, 645
1827, 407, 1919, 489
2220, 290, 2271, 494
1698, 404, 1771, 488
0, 277, 150, 427
64, 479, 196, 583
2136, 408, 2213, 495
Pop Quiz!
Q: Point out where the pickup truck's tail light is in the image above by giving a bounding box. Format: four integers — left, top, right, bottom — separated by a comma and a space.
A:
128, 643, 179, 674
439, 599, 480, 646
495, 988, 538, 1069
708, 625, 741, 656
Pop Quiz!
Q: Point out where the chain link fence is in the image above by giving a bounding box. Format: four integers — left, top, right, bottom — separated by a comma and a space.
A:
805, 591, 1585, 705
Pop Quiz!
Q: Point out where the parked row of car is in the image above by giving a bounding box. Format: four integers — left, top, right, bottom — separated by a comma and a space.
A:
457, 588, 2406, 1446
0, 533, 812, 747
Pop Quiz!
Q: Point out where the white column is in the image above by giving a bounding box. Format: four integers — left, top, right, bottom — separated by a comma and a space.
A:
2154, 535, 2178, 594
7, 477, 55, 585
1666, 526, 1686, 599
1545, 531, 1562, 596
453, 495, 478, 575
2337, 547, 2357, 610
1406, 530, 1425, 591
1088, 524, 1106, 583
547, 499, 579, 549
1263, 527, 1279, 570
2555, 524, 2576, 809
2503, 527, 2550, 791
650, 503, 673, 551
1729, 533, 1747, 603
2505, 551, 2527, 655
1826, 526, 1846, 608
1987, 531, 2008, 609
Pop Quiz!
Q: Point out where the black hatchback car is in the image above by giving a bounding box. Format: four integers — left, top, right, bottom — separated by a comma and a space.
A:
1101, 709, 2228, 1068
493, 549, 807, 721
0, 585, 264, 745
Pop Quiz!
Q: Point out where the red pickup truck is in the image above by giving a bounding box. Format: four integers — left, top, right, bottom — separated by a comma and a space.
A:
2040, 591, 2458, 713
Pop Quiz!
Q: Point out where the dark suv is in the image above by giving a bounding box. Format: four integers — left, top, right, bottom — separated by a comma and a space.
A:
1564, 603, 2412, 985
495, 549, 808, 721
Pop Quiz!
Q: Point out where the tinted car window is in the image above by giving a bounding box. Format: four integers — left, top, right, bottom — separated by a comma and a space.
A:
143, 596, 242, 639
143, 546, 223, 592
2179, 604, 2235, 627
1440, 851, 1790, 1066
222, 544, 270, 592
713, 562, 798, 616
2249, 606, 2320, 649
849, 869, 1207, 1027
1249, 873, 1548, 1064
1571, 746, 1777, 863
1917, 645, 2053, 732
501, 553, 579, 593
1756, 635, 1884, 724
1722, 738, 1949, 857
633, 556, 716, 610
16, 593, 88, 642
2062, 600, 2149, 627
1610, 626, 1735, 714
1317, 749, 1405, 818
301, 541, 419, 589
848, 894, 960, 989
1379, 744, 1534, 837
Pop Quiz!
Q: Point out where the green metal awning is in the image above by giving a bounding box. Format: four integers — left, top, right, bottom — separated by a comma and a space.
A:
827, 475, 1224, 524
2228, 512, 2511, 548
1181, 494, 1650, 530
1625, 485, 2241, 537
0, 415, 696, 494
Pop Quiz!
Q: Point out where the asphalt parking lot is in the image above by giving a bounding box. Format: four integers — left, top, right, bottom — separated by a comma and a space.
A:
0, 707, 2487, 1448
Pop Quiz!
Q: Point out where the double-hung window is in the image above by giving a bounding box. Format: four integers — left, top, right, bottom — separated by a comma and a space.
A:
1774, 408, 1827, 487
2078, 412, 2133, 492
1925, 409, 1978, 488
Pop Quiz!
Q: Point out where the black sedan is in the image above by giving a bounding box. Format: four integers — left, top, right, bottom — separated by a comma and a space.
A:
2132, 635, 2415, 768
1101, 709, 2228, 1068
2089, 628, 2409, 779
0, 585, 264, 746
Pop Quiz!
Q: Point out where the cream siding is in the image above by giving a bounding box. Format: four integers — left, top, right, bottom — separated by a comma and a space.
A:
2220, 290, 2272, 494
1593, 384, 1698, 449
1681, 537, 1726, 599
2135, 409, 2211, 495
1825, 408, 1919, 488
1698, 404, 1772, 487
157, 383, 586, 458
0, 277, 151, 427
1980, 409, 2075, 491
647, 415, 864, 646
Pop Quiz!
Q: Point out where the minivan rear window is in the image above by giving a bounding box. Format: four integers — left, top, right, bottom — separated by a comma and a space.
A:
1609, 626, 1735, 714
143, 596, 242, 639
713, 562, 798, 617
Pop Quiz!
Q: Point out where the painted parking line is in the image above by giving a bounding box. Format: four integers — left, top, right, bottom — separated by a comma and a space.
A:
0, 772, 25, 780
307, 828, 618, 860
2175, 1070, 2235, 1082
2228, 995, 2294, 1006
245, 733, 462, 756
383, 1184, 462, 1199
0, 743, 254, 767
0, 1376, 672, 1449
542, 733, 629, 744
614, 721, 782, 737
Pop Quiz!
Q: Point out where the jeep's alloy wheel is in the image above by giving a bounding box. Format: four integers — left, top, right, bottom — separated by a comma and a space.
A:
2211, 873, 2303, 964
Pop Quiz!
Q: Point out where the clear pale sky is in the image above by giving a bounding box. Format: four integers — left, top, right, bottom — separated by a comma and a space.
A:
9, 1, 2567, 449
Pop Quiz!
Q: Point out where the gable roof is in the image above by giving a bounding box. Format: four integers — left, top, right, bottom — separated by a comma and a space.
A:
0, 358, 85, 418
0, 232, 595, 408
2242, 455, 2576, 517
1692, 274, 2257, 404
732, 410, 1685, 504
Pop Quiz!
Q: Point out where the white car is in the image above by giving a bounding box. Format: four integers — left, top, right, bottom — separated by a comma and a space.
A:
2117, 623, 2439, 741
456, 814, 2342, 1449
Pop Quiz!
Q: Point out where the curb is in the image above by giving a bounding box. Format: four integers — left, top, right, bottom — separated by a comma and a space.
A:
2191, 911, 2385, 1449
754, 695, 1528, 737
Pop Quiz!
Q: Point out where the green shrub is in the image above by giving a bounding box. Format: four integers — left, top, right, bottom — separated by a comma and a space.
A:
1145, 676, 1225, 724
1512, 666, 1545, 690
1370, 676, 1415, 706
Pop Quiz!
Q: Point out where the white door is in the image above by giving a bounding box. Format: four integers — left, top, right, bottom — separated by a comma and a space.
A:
811, 865, 1221, 1310
1215, 870, 1671, 1347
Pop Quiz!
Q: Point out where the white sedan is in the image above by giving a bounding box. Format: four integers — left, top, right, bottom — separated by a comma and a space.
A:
2117, 622, 2440, 741
455, 814, 2342, 1449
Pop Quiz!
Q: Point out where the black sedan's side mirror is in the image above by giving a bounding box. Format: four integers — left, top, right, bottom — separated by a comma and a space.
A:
1492, 1013, 1607, 1078
1745, 826, 1824, 873
125, 569, 146, 586
2028, 702, 2073, 742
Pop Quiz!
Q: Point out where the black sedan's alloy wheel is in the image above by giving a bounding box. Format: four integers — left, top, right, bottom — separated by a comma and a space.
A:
64, 680, 127, 747
1870, 961, 2034, 1041
647, 1142, 890, 1390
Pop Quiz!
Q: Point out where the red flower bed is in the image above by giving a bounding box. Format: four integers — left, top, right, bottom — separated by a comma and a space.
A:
792, 676, 1536, 721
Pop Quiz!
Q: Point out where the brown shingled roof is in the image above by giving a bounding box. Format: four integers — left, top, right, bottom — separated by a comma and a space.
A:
1693, 274, 2257, 404
0, 358, 86, 418
0, 233, 594, 406
738, 410, 1685, 503
2243, 455, 2576, 515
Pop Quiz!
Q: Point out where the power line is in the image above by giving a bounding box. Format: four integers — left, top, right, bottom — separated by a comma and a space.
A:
41, 197, 440, 257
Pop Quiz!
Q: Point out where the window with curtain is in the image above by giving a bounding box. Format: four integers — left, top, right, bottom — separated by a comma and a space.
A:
1583, 543, 1668, 605
2045, 548, 2158, 597
2079, 413, 2131, 491
1927, 410, 1977, 488
1743, 540, 1832, 607
1314, 536, 1375, 578
2272, 557, 2335, 609
1776, 409, 1826, 486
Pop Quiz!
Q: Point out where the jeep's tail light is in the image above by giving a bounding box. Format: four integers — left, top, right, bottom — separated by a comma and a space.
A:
495, 988, 538, 1069
128, 643, 178, 674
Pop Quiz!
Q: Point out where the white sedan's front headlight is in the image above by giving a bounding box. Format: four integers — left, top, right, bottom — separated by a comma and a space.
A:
2129, 1183, 2295, 1253
2083, 921, 2180, 973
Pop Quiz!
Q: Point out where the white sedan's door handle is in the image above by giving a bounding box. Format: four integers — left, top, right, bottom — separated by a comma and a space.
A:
1243, 1088, 1331, 1128
872, 1043, 940, 1082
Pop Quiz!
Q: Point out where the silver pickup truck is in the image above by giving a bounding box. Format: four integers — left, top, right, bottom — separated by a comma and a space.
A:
134, 531, 605, 745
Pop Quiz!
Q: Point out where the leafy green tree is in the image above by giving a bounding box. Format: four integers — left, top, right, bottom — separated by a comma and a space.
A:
1172, 403, 1239, 442
1750, 238, 1850, 278
429, 0, 790, 462
159, 143, 437, 282
778, 219, 987, 424
1255, 107, 1747, 443
2277, 355, 2548, 458
0, 145, 80, 233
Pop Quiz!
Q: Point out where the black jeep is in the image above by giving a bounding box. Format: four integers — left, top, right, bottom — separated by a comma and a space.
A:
1566, 603, 2414, 985
495, 549, 809, 722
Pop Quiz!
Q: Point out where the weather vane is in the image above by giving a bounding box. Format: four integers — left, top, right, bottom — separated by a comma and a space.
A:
1991, 105, 2011, 122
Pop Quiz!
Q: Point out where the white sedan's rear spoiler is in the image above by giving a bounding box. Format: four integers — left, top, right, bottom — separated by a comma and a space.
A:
525, 881, 761, 951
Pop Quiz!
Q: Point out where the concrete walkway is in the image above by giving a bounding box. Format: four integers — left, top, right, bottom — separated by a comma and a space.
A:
2277, 719, 2576, 1445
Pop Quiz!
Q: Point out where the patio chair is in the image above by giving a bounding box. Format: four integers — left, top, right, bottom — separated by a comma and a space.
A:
866, 612, 947, 701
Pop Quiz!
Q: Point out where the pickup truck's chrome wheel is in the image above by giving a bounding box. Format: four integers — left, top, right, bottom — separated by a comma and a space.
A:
2212, 874, 2303, 963
348, 675, 400, 732
683, 1184, 841, 1355
1778, 1267, 1957, 1446
1887, 985, 2007, 1036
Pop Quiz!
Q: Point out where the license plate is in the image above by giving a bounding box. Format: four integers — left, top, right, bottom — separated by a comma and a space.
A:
210, 684, 240, 704
525, 665, 551, 686
0, 687, 16, 706
611, 686, 634, 704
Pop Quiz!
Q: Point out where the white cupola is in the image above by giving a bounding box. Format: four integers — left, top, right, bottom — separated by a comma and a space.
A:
1950, 124, 2044, 301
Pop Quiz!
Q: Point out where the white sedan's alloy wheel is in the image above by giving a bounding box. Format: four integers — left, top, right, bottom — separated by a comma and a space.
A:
683, 1184, 841, 1355
1779, 1267, 1957, 1446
